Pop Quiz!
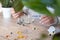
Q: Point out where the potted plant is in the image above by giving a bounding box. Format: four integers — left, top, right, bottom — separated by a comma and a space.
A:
0, 0, 23, 18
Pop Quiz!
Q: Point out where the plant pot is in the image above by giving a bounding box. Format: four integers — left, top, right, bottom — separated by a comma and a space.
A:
2, 8, 11, 18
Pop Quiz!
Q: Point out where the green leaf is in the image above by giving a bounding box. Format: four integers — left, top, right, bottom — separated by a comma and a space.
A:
40, 0, 54, 6
13, 0, 24, 12
54, 6, 60, 16
0, 0, 12, 7
56, 0, 60, 7
22, 0, 53, 16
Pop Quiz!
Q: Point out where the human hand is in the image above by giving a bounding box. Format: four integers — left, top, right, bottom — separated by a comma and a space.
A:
11, 8, 24, 19
39, 16, 54, 26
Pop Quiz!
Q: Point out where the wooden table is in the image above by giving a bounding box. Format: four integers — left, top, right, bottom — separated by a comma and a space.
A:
0, 14, 60, 40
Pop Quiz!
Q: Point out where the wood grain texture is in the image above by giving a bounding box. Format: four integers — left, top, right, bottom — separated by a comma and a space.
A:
0, 13, 60, 40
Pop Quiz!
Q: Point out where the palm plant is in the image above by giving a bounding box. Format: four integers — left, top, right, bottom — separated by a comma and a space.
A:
0, 0, 24, 12
21, 0, 60, 17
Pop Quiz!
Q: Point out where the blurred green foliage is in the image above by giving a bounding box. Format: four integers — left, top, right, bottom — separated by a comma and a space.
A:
0, 0, 60, 16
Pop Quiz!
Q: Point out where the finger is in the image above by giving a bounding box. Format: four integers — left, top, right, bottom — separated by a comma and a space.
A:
12, 12, 24, 18
12, 14, 17, 17
40, 17, 49, 23
41, 18, 54, 25
42, 19, 50, 25
12, 13, 18, 18
40, 16, 48, 19
17, 12, 24, 16
15, 15, 20, 18
13, 15, 19, 19
13, 12, 21, 16
40, 16, 53, 23
47, 17, 54, 23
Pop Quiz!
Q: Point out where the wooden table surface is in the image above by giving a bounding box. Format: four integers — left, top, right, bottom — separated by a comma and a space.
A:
0, 13, 60, 40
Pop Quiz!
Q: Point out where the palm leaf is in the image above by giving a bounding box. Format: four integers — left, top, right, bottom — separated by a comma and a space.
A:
12, 0, 24, 12
22, 0, 53, 16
